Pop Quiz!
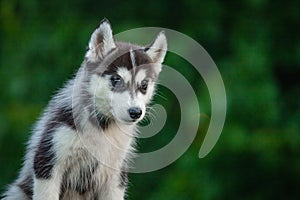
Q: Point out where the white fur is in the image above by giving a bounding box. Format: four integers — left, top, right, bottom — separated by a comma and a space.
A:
111, 91, 132, 123
1, 186, 27, 200
90, 74, 113, 117
2, 19, 167, 200
135, 69, 146, 85
117, 67, 132, 85
145, 31, 167, 65
33, 178, 61, 200
130, 48, 137, 71
86, 20, 116, 61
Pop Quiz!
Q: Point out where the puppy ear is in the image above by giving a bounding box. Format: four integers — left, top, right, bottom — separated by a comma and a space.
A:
145, 31, 167, 63
86, 18, 116, 61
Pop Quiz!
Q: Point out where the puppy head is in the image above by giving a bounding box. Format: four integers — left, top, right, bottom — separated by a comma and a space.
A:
84, 19, 167, 125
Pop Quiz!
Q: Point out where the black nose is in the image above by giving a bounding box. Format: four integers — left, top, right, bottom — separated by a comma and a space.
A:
128, 107, 142, 120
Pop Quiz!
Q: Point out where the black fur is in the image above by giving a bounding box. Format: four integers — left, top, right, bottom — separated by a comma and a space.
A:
34, 106, 76, 179
119, 170, 128, 188
33, 129, 56, 179
101, 48, 158, 95
59, 152, 99, 198
119, 163, 129, 188
18, 176, 33, 199
2, 19, 166, 200
93, 193, 100, 200
103, 49, 152, 76
96, 113, 112, 130
56, 106, 76, 130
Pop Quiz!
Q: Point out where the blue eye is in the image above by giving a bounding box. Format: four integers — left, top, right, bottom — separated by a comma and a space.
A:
111, 75, 124, 87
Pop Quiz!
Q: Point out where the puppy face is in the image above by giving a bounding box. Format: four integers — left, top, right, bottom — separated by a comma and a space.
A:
85, 19, 167, 125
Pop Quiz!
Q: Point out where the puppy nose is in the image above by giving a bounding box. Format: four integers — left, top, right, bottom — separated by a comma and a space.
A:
128, 107, 142, 120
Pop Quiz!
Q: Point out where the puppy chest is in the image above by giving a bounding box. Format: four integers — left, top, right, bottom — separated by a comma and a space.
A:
60, 149, 100, 195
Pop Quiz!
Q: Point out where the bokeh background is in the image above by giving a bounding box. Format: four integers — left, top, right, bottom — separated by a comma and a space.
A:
0, 0, 299, 199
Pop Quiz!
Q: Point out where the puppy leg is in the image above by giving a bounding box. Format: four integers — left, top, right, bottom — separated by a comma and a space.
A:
33, 166, 62, 200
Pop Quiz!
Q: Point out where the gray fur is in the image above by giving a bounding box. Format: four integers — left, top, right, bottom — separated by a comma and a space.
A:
1, 19, 167, 200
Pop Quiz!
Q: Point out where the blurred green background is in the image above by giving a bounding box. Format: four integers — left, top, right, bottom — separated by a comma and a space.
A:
0, 0, 299, 199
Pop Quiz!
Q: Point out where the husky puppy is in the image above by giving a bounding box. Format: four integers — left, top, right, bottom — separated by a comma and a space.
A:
2, 19, 167, 200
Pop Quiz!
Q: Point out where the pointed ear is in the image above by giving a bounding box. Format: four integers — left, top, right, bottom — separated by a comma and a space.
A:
145, 31, 167, 63
86, 18, 116, 61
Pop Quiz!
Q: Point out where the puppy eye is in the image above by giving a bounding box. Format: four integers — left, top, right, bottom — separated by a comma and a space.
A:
111, 75, 124, 87
140, 80, 148, 94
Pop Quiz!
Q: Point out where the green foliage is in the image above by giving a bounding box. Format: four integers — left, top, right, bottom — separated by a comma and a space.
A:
0, 0, 299, 199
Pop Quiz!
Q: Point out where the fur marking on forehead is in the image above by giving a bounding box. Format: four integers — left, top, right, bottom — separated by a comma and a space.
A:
135, 69, 147, 84
117, 67, 131, 84
103, 44, 151, 75
130, 48, 136, 73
